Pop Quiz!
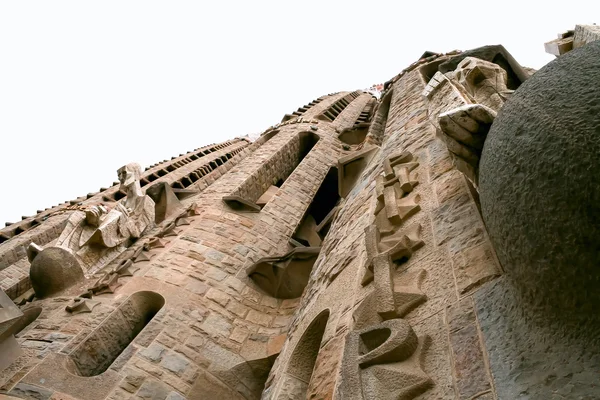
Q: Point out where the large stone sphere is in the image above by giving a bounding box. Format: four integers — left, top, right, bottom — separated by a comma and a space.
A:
479, 41, 600, 330
30, 247, 84, 298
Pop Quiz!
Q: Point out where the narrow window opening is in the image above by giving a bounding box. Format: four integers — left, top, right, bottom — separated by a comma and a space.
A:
292, 167, 340, 247
283, 310, 330, 398
225, 132, 319, 212
65, 291, 164, 377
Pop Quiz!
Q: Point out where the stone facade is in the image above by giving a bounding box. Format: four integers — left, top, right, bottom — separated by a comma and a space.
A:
1, 28, 599, 400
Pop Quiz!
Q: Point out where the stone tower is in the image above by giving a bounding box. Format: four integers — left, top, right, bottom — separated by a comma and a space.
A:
0, 25, 599, 400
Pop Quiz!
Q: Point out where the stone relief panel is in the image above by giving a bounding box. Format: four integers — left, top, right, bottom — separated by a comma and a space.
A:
336, 151, 433, 400
26, 163, 155, 298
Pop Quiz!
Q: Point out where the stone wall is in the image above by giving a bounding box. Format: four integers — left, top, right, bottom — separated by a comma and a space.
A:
0, 92, 376, 399
264, 62, 503, 400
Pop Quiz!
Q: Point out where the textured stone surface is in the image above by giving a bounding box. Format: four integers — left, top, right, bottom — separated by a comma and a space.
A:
4, 41, 593, 400
475, 278, 600, 399
480, 40, 600, 337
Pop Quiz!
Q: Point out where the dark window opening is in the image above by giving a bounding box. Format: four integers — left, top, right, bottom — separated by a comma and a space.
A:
292, 167, 340, 247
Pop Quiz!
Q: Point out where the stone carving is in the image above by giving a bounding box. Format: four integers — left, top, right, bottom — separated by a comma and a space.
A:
453, 57, 513, 112
438, 103, 497, 185
0, 288, 24, 370
65, 297, 100, 315
339, 149, 432, 399
339, 319, 432, 400
145, 182, 183, 224
247, 247, 321, 299
357, 235, 427, 329
363, 151, 424, 285
27, 163, 155, 298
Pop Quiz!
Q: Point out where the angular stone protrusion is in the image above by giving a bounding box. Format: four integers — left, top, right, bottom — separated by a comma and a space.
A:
89, 273, 121, 295
247, 247, 321, 299
373, 253, 396, 320
134, 251, 151, 263
384, 186, 402, 225
380, 224, 425, 263
375, 194, 421, 235
175, 217, 191, 227
393, 269, 427, 318
222, 195, 262, 212
394, 164, 419, 193
112, 259, 139, 277
439, 103, 497, 185
144, 237, 167, 251
66, 297, 100, 315
0, 288, 24, 370
145, 182, 183, 224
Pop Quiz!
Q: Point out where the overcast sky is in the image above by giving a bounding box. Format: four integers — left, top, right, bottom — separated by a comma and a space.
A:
0, 1, 597, 225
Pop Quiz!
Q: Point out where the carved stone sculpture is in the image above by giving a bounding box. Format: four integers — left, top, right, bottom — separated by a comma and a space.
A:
338, 319, 432, 400
27, 163, 155, 297
0, 288, 24, 370
438, 103, 497, 185
453, 57, 513, 112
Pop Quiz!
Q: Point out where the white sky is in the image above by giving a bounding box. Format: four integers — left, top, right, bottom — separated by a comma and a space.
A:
0, 1, 597, 225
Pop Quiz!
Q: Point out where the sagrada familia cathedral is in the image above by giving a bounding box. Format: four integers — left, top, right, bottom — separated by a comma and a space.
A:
0, 24, 598, 400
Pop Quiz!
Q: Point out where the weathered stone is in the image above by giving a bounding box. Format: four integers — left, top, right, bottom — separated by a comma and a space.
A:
136, 379, 171, 400
160, 352, 191, 376
140, 342, 167, 363
480, 40, 600, 339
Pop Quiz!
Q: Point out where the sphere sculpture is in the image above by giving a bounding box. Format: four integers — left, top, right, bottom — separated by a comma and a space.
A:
479, 41, 600, 333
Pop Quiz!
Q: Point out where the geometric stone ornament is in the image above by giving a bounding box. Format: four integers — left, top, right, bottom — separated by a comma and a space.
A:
111, 259, 139, 277
438, 103, 497, 185
362, 224, 425, 286
338, 319, 433, 400
247, 247, 321, 299
88, 273, 121, 295
144, 237, 167, 251
355, 267, 427, 329
145, 181, 183, 224
0, 288, 24, 371
453, 57, 513, 112
65, 297, 100, 315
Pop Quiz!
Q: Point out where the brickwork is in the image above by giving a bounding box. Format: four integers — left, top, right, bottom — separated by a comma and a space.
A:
0, 92, 377, 399
0, 139, 252, 301
263, 67, 502, 400
2, 39, 597, 399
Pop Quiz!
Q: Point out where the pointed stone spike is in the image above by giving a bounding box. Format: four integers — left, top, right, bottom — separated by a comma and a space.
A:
134, 251, 151, 263
144, 237, 166, 250
396, 194, 421, 221
175, 217, 191, 226
393, 269, 428, 317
